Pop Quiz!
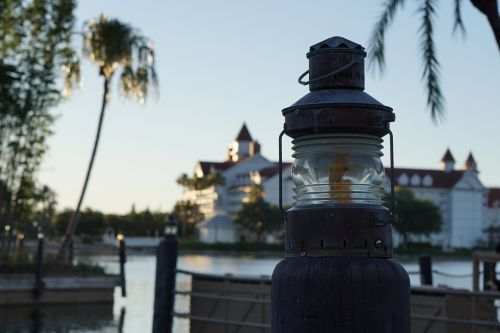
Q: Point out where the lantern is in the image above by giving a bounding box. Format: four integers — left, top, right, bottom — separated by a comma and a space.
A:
164, 215, 178, 237
272, 37, 410, 333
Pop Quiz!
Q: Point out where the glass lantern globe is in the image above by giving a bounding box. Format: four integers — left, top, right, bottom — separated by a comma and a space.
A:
291, 133, 385, 206
165, 218, 178, 236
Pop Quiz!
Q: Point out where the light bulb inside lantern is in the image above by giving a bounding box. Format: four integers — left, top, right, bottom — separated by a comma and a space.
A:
291, 134, 385, 206
165, 224, 177, 236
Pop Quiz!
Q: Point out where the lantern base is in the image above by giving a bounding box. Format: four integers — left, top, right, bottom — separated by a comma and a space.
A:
271, 256, 410, 333
285, 205, 394, 258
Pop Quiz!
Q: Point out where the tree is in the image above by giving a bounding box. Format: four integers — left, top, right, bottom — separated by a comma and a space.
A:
58, 15, 158, 261
389, 188, 442, 248
0, 0, 79, 231
234, 185, 282, 242
176, 172, 225, 191
55, 208, 105, 238
173, 200, 204, 238
368, 0, 499, 122
32, 185, 57, 235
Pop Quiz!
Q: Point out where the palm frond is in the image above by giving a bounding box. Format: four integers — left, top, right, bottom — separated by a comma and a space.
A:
83, 14, 158, 104
419, 0, 445, 122
453, 0, 466, 36
367, 0, 406, 73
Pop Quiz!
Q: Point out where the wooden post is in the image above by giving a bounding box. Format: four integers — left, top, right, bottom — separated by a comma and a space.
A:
118, 237, 127, 297
472, 254, 480, 291
68, 238, 74, 264
4, 228, 12, 260
34, 235, 45, 299
418, 255, 433, 286
482, 261, 496, 291
152, 229, 178, 333
30, 307, 42, 333
117, 307, 126, 333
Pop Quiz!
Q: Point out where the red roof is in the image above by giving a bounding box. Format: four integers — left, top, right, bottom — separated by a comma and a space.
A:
198, 161, 234, 175
488, 188, 500, 208
235, 123, 253, 141
441, 148, 455, 162
385, 168, 464, 189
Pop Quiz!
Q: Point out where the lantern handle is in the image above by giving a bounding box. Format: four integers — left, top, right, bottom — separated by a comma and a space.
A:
278, 124, 287, 213
388, 129, 395, 213
298, 59, 358, 85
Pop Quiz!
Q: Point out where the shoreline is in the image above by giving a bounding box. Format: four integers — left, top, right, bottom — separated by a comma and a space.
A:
15, 240, 482, 261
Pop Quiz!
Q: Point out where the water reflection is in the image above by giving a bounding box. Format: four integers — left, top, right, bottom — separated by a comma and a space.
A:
0, 254, 475, 333
0, 304, 119, 333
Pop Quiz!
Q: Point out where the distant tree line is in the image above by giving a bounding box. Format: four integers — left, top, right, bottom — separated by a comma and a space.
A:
52, 207, 168, 240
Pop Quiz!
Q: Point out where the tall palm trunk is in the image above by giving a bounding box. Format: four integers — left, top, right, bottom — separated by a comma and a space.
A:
57, 77, 110, 262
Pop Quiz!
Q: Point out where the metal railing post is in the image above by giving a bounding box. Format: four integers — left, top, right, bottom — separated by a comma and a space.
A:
419, 255, 433, 286
118, 237, 127, 297
34, 235, 45, 299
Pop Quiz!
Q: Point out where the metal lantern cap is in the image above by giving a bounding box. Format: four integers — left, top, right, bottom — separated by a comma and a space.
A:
306, 36, 366, 91
283, 36, 394, 138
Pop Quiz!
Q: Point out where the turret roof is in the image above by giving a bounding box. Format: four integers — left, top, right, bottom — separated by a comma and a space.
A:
466, 152, 476, 163
441, 148, 455, 163
235, 123, 253, 141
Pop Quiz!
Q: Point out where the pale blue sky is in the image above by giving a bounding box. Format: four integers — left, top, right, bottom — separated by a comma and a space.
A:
39, 0, 500, 213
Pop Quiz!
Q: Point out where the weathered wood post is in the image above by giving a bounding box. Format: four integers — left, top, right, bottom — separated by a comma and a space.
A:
34, 233, 45, 299
152, 215, 178, 333
16, 233, 25, 249
3, 225, 12, 260
117, 307, 126, 333
0, 225, 7, 255
117, 233, 127, 297
271, 37, 410, 332
483, 261, 496, 290
419, 255, 433, 286
68, 238, 74, 264
30, 307, 42, 333
473, 253, 480, 291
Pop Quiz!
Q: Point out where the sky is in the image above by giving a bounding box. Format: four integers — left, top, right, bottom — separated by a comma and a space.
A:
38, 0, 500, 214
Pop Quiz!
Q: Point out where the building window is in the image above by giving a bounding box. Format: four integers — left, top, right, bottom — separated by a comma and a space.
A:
398, 174, 409, 186
423, 175, 433, 187
410, 174, 421, 186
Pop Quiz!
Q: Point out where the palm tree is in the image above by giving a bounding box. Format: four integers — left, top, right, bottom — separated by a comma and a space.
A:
57, 15, 158, 262
368, 0, 499, 122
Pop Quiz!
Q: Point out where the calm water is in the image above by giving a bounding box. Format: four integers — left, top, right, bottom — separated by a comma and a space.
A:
1, 254, 476, 332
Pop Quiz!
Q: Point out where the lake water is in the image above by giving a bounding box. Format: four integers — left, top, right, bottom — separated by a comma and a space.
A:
1, 254, 478, 332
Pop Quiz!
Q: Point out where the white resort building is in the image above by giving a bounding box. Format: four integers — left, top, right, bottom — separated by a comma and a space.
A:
384, 149, 496, 249
181, 124, 499, 248
181, 124, 292, 243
